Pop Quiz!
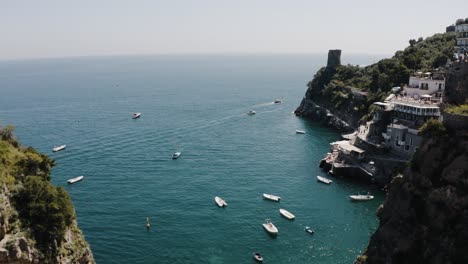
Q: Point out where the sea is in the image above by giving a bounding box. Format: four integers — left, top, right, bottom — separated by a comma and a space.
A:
0, 54, 386, 264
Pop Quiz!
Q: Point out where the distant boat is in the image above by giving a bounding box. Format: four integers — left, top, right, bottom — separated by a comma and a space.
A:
317, 175, 333, 185
172, 152, 181, 159
263, 193, 281, 202
262, 219, 278, 235
295, 130, 306, 134
214, 196, 227, 207
305, 226, 314, 235
273, 99, 283, 104
350, 193, 374, 201
67, 176, 84, 184
52, 144, 66, 152
132, 112, 141, 119
146, 217, 151, 229
252, 252, 264, 263
247, 110, 256, 115
279, 209, 295, 220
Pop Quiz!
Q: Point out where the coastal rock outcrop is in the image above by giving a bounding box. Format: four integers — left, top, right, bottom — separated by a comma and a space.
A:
0, 126, 95, 264
355, 134, 468, 264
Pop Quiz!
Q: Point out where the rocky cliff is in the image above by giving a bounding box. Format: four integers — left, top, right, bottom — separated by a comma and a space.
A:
0, 126, 94, 263
355, 131, 468, 264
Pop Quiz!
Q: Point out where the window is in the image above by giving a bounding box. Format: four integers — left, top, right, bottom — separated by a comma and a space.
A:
405, 145, 410, 151
410, 137, 413, 146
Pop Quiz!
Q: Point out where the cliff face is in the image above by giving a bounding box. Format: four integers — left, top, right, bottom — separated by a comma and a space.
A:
355, 133, 468, 264
0, 126, 94, 264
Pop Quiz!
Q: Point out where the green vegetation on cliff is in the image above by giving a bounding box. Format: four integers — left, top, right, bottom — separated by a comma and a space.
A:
0, 125, 76, 259
299, 32, 456, 127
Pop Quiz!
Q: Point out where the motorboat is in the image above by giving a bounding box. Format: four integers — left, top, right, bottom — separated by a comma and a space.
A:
350, 193, 374, 201
214, 196, 227, 207
262, 219, 278, 235
279, 209, 295, 220
295, 130, 306, 134
172, 152, 181, 159
132, 112, 141, 119
252, 252, 264, 263
52, 144, 66, 152
247, 110, 256, 115
273, 99, 283, 104
317, 175, 333, 184
305, 226, 314, 235
67, 176, 84, 184
263, 193, 281, 202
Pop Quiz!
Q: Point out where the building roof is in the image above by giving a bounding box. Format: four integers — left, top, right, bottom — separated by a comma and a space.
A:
391, 98, 440, 109
339, 143, 365, 154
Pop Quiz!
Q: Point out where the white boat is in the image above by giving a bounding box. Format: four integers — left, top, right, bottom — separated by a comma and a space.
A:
305, 226, 314, 235
350, 193, 374, 201
247, 110, 256, 115
52, 144, 66, 152
279, 209, 295, 220
214, 196, 227, 207
132, 112, 141, 119
252, 252, 264, 263
263, 193, 281, 202
172, 152, 181, 159
317, 175, 333, 184
262, 219, 278, 235
67, 176, 84, 184
273, 99, 283, 104
295, 130, 306, 134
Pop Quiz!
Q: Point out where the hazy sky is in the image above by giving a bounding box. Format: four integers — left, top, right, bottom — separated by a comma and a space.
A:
1, 0, 466, 60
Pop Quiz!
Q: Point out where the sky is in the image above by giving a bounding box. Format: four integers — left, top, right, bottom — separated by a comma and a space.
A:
1, 0, 466, 60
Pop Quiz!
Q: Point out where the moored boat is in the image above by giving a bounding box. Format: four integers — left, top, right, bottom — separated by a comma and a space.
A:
252, 252, 264, 262
295, 130, 306, 134
263, 193, 281, 202
305, 226, 314, 235
279, 208, 295, 220
317, 175, 333, 184
67, 175, 84, 184
132, 112, 141, 119
262, 219, 278, 235
214, 196, 227, 207
172, 152, 181, 159
52, 144, 66, 152
349, 193, 374, 201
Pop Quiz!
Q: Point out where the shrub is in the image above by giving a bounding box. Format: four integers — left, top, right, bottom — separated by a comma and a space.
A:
14, 176, 75, 254
418, 119, 447, 138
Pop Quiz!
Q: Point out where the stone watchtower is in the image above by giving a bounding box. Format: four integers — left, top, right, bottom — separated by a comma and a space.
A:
327, 49, 341, 68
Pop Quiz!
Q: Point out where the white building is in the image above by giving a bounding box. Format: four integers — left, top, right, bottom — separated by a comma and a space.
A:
455, 20, 468, 58
402, 74, 444, 100
390, 97, 441, 126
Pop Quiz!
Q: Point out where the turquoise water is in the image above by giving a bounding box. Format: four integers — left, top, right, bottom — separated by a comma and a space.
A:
0, 54, 384, 264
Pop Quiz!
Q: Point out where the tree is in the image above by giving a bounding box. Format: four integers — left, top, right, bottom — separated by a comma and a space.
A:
0, 125, 15, 141
418, 119, 447, 138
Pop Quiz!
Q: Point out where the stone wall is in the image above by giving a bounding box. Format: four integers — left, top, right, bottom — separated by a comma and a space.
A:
445, 61, 468, 104
443, 111, 468, 131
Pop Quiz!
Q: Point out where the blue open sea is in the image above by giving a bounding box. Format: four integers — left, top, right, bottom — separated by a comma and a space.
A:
0, 54, 385, 264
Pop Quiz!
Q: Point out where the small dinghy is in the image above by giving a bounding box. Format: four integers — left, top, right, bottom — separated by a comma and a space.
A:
247, 110, 256, 115
132, 112, 141, 119
350, 193, 374, 201
172, 152, 181, 159
263, 193, 281, 202
317, 175, 333, 184
262, 219, 278, 235
67, 176, 84, 184
52, 144, 66, 152
295, 130, 306, 134
305, 226, 314, 235
279, 208, 295, 220
214, 196, 227, 207
252, 252, 264, 263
